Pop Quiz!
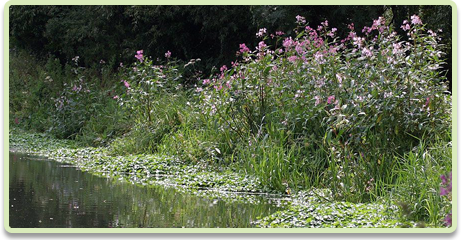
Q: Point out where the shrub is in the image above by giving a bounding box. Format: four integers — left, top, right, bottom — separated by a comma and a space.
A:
197, 15, 451, 198
110, 50, 188, 154
119, 50, 183, 124
49, 57, 105, 139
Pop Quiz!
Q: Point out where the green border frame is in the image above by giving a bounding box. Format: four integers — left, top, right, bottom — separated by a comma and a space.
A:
3, 0, 457, 233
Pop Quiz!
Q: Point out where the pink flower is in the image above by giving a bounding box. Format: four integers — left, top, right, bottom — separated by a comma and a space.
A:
401, 23, 411, 31
314, 51, 325, 64
165, 50, 171, 58
123, 80, 130, 88
362, 26, 373, 34
327, 95, 335, 104
288, 56, 298, 62
220, 65, 228, 72
256, 28, 267, 38
362, 47, 373, 57
347, 23, 354, 31
295, 44, 304, 55
275, 31, 284, 36
440, 173, 452, 192
425, 97, 430, 107
239, 43, 250, 53
392, 43, 403, 55
314, 96, 321, 106
372, 17, 383, 28
72, 85, 82, 92
283, 37, 295, 50
400, 20, 411, 31
113, 95, 119, 99
258, 41, 267, 51
14, 117, 19, 124
439, 172, 452, 229
411, 15, 423, 25
444, 213, 452, 227
327, 28, 337, 37
202, 79, 211, 85
214, 85, 222, 91
135, 50, 144, 62
296, 15, 306, 24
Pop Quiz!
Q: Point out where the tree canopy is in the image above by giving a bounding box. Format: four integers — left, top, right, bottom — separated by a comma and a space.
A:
9, 5, 452, 87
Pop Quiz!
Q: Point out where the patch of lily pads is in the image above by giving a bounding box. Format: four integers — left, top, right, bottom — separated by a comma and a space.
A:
254, 189, 423, 228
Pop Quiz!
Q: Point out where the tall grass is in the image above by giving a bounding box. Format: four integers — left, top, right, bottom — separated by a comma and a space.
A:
390, 132, 452, 226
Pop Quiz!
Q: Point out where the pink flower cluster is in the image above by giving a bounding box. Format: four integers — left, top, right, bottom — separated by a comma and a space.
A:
296, 15, 306, 24
401, 15, 423, 31
122, 80, 130, 88
239, 43, 250, 54
135, 50, 144, 62
440, 173, 452, 227
256, 28, 267, 38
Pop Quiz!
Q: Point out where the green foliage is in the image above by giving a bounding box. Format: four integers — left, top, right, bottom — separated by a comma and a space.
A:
119, 53, 183, 124
9, 11, 452, 228
12, 5, 450, 79
255, 191, 407, 228
9, 48, 130, 144
108, 55, 190, 155
9, 49, 57, 132
198, 16, 451, 201
48, 57, 107, 139
390, 133, 452, 227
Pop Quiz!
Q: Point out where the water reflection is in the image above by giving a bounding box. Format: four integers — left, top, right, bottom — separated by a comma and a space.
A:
9, 152, 278, 228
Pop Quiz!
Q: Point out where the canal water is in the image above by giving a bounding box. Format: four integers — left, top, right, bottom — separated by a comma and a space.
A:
9, 152, 278, 228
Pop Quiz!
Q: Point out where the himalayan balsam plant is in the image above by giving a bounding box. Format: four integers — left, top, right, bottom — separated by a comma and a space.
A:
197, 15, 451, 195
50, 56, 99, 138
119, 50, 182, 124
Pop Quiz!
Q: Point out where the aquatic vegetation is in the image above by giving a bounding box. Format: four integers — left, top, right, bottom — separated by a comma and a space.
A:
9, 128, 268, 203
255, 201, 405, 228
255, 189, 425, 228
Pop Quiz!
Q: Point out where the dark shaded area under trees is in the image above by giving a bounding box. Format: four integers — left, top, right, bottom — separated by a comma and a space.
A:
9, 5, 452, 89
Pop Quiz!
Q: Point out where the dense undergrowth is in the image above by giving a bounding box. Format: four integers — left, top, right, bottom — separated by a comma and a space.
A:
9, 15, 452, 228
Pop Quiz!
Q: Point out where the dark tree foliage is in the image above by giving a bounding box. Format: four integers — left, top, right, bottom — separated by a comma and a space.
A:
9, 5, 452, 87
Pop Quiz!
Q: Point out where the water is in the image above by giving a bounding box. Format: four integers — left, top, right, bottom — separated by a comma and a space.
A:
9, 152, 278, 228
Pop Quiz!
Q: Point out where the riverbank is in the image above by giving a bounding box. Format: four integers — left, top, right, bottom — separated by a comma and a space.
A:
9, 128, 275, 204
9, 127, 430, 228
9, 14, 453, 228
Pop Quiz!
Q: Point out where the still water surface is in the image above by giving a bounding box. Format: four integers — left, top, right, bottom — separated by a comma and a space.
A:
9, 152, 278, 228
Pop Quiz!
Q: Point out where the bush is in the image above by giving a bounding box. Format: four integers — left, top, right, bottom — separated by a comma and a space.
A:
47, 57, 127, 142
9, 50, 59, 132
109, 50, 188, 155
197, 15, 451, 199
